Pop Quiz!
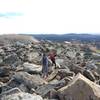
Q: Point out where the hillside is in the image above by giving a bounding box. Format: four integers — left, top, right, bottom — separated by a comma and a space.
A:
32, 33, 100, 42
0, 34, 39, 45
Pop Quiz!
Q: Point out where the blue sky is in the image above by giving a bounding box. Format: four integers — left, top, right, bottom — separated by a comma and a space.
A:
0, 12, 23, 18
0, 0, 100, 34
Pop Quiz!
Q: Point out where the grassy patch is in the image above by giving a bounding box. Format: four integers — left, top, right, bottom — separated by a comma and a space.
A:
95, 49, 100, 53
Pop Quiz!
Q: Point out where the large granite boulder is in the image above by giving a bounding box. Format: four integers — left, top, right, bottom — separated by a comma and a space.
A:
3, 53, 21, 68
23, 62, 42, 74
0, 88, 43, 100
58, 73, 100, 100
12, 72, 47, 89
26, 52, 41, 63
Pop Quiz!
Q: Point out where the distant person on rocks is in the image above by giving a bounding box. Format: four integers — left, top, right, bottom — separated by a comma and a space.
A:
42, 53, 48, 79
48, 50, 56, 68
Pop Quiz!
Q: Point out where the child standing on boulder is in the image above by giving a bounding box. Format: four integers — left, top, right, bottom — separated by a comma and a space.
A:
48, 50, 56, 68
42, 53, 48, 79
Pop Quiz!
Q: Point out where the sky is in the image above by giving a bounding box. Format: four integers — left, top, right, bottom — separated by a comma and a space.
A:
0, 0, 100, 35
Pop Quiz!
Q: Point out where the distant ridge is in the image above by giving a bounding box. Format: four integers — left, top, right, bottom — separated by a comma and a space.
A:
31, 33, 100, 42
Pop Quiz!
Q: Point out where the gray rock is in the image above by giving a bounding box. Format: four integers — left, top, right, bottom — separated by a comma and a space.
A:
0, 56, 3, 64
0, 67, 11, 77
69, 64, 84, 74
13, 72, 47, 89
0, 66, 13, 83
3, 53, 21, 68
0, 85, 12, 94
1, 92, 43, 100
27, 52, 40, 63
18, 84, 29, 92
0, 87, 21, 98
36, 84, 56, 97
15, 41, 25, 46
83, 70, 95, 82
57, 69, 74, 79
0, 49, 5, 55
56, 48, 63, 55
49, 79, 59, 84
86, 61, 98, 70
0, 82, 5, 94
47, 69, 59, 82
56, 59, 64, 65
23, 62, 42, 74
48, 77, 71, 91
58, 73, 100, 100
92, 70, 100, 80
54, 77, 72, 90
49, 89, 58, 99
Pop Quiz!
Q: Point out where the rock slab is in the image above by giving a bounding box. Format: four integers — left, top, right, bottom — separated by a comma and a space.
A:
58, 73, 100, 100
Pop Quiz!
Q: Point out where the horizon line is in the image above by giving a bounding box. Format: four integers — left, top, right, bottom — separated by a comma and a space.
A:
0, 33, 100, 35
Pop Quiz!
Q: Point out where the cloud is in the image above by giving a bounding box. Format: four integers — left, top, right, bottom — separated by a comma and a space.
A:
0, 12, 23, 18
